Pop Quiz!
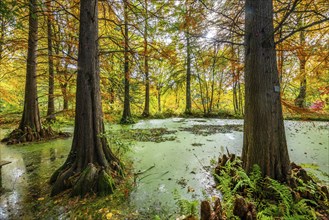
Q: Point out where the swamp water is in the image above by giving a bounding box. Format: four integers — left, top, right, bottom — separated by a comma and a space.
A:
0, 118, 328, 219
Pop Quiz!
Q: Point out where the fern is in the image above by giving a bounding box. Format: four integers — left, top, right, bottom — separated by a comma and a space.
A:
173, 189, 199, 217
293, 199, 317, 217
249, 164, 262, 186
257, 203, 278, 219
232, 169, 252, 193
266, 178, 293, 216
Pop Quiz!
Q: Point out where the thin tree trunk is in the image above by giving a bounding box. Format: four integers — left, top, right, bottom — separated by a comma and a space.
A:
216, 72, 224, 110
19, 0, 41, 133
51, 0, 123, 196
175, 88, 179, 109
185, 32, 192, 114
242, 0, 290, 181
142, 0, 150, 117
46, 0, 56, 121
196, 71, 206, 115
157, 86, 161, 113
237, 69, 243, 115
0, 15, 5, 61
209, 44, 217, 115
277, 44, 284, 84
295, 30, 307, 108
233, 77, 238, 114
121, 0, 132, 123
61, 83, 69, 110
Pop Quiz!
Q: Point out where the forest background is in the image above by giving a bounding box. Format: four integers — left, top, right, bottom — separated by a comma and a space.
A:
0, 0, 328, 123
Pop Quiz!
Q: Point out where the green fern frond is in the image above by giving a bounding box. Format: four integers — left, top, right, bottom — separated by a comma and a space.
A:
232, 170, 252, 193
266, 178, 293, 215
250, 164, 262, 184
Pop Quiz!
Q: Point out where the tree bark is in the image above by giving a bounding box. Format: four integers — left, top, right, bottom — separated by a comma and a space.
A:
46, 0, 56, 121
61, 83, 69, 110
51, 0, 123, 197
121, 0, 132, 123
19, 0, 41, 133
142, 0, 150, 117
0, 14, 5, 61
157, 86, 161, 113
242, 0, 290, 181
295, 30, 307, 108
185, 32, 192, 114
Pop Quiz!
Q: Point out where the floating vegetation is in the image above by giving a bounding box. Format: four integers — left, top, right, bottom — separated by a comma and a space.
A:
179, 124, 243, 136
116, 128, 177, 143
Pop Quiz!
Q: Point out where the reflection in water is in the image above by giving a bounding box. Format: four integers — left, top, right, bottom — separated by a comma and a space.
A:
50, 148, 56, 161
0, 138, 71, 219
22, 150, 42, 215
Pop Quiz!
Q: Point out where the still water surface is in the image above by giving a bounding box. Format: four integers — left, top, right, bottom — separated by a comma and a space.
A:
0, 118, 328, 218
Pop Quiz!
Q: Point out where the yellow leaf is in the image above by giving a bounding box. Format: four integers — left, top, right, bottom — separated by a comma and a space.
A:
112, 210, 121, 214
106, 213, 113, 219
37, 197, 44, 201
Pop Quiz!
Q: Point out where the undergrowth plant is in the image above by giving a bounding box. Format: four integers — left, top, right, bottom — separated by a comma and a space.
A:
173, 189, 199, 218
214, 157, 328, 219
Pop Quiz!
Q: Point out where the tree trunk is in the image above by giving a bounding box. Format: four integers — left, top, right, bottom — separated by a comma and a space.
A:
121, 0, 132, 123
295, 30, 307, 108
185, 32, 192, 114
242, 0, 290, 181
51, 0, 123, 197
19, 0, 41, 133
46, 0, 56, 121
237, 69, 243, 115
157, 86, 161, 113
233, 74, 239, 115
61, 83, 69, 110
0, 14, 5, 61
196, 70, 206, 115
277, 43, 284, 85
209, 44, 217, 115
142, 0, 150, 117
1, 0, 60, 144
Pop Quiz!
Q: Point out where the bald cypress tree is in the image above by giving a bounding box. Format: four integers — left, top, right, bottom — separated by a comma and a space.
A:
50, 0, 123, 196
1, 0, 48, 144
242, 0, 290, 181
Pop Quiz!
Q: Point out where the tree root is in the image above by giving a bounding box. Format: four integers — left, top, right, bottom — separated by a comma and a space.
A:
200, 198, 224, 220
51, 163, 118, 197
1, 126, 71, 145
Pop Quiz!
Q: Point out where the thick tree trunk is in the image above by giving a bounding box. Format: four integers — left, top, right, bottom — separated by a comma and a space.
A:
121, 0, 132, 123
242, 0, 290, 181
1, 0, 62, 144
46, 0, 56, 121
142, 0, 150, 117
185, 32, 192, 114
19, 0, 41, 133
51, 0, 123, 197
